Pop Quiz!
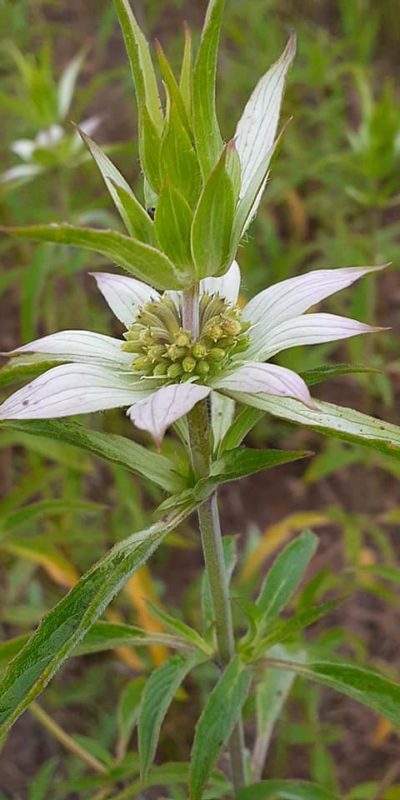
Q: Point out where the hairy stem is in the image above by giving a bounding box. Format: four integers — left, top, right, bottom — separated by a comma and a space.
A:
182, 283, 247, 792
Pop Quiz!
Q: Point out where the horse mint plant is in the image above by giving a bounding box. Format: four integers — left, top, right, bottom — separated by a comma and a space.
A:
1, 2, 399, 799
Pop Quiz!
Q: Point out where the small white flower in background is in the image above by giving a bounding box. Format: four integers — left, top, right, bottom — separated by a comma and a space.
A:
0, 261, 383, 447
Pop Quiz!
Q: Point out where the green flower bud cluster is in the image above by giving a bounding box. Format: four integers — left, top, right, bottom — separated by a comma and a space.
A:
121, 293, 250, 383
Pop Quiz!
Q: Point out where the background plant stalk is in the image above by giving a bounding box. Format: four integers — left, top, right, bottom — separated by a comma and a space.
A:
183, 288, 247, 792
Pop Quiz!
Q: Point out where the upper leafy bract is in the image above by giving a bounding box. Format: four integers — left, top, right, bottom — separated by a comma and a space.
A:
2, 0, 295, 288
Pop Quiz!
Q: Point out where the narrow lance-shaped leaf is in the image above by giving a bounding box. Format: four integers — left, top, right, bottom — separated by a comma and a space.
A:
154, 184, 193, 269
192, 0, 225, 176
179, 23, 193, 119
156, 41, 191, 135
0, 502, 197, 738
219, 363, 382, 454
0, 622, 196, 675
210, 446, 312, 484
224, 392, 400, 461
115, 0, 163, 132
77, 127, 154, 243
190, 448, 311, 505
191, 144, 235, 279
139, 104, 162, 194
0, 223, 187, 290
0, 419, 184, 494
139, 652, 200, 778
190, 656, 251, 799
253, 646, 296, 780
118, 677, 146, 756
264, 653, 400, 730
256, 530, 318, 626
160, 101, 201, 206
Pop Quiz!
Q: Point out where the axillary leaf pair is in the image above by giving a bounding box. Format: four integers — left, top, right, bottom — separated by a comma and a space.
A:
2, 0, 296, 290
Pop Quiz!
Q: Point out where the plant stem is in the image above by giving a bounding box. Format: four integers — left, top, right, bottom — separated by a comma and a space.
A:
184, 354, 247, 790
29, 701, 108, 775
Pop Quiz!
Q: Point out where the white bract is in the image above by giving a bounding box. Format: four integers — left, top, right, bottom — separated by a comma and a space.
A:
0, 262, 382, 447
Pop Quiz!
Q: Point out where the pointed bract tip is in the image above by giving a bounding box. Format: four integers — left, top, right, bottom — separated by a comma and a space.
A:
286, 31, 297, 61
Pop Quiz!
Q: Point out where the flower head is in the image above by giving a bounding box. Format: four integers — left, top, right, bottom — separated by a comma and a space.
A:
0, 261, 383, 447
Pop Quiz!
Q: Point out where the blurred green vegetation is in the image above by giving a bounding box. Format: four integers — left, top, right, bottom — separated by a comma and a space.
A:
0, 0, 400, 797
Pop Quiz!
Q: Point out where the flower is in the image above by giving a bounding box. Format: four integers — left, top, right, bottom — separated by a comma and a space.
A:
0, 261, 383, 447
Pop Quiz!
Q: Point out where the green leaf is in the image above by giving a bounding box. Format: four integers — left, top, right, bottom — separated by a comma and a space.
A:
1, 223, 187, 290
154, 184, 193, 268
139, 652, 200, 778
0, 499, 103, 540
0, 419, 183, 494
253, 646, 295, 779
0, 359, 56, 388
0, 622, 195, 674
76, 620, 193, 655
118, 677, 146, 755
191, 145, 235, 279
220, 407, 265, 452
145, 602, 212, 654
0, 504, 196, 738
160, 102, 201, 206
179, 24, 193, 119
226, 393, 400, 460
264, 654, 400, 729
210, 447, 312, 484
115, 0, 163, 132
77, 128, 154, 242
236, 780, 340, 800
156, 42, 191, 134
190, 656, 251, 799
256, 531, 318, 622
260, 600, 340, 651
139, 104, 162, 193
192, 0, 225, 176
300, 363, 380, 387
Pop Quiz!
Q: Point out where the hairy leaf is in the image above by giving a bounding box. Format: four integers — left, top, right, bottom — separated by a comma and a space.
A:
226, 393, 400, 460
1, 224, 186, 289
192, 0, 225, 175
265, 654, 400, 729
139, 652, 200, 778
0, 419, 182, 493
0, 504, 197, 737
256, 531, 318, 623
190, 656, 251, 799
115, 0, 163, 132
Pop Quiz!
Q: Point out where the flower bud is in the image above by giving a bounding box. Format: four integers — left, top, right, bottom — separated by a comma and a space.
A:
182, 356, 197, 373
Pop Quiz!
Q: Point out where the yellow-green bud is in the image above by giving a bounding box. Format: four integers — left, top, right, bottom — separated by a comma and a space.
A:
175, 330, 191, 347
192, 343, 207, 359
133, 355, 150, 371
196, 360, 210, 376
182, 356, 196, 373
167, 344, 187, 362
167, 363, 183, 379
209, 348, 225, 361
153, 362, 169, 376
139, 328, 153, 345
148, 344, 165, 361
221, 317, 242, 336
